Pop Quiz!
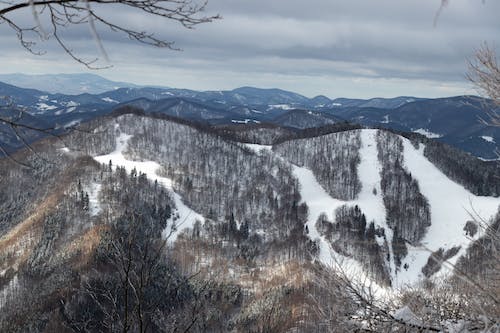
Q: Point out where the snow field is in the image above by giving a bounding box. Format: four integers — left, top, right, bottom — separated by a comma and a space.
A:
94, 131, 205, 243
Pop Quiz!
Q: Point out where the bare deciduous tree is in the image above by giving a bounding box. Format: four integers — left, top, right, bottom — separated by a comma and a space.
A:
467, 43, 500, 126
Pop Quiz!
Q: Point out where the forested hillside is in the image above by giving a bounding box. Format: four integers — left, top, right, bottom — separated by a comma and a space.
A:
0, 113, 499, 332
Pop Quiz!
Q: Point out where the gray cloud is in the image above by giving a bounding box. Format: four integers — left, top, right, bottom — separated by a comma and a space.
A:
0, 0, 499, 98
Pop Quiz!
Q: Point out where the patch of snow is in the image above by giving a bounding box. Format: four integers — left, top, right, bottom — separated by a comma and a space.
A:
36, 102, 57, 111
331, 103, 342, 107
66, 106, 76, 113
161, 91, 174, 96
444, 320, 467, 333
94, 132, 205, 243
65, 119, 81, 128
244, 143, 273, 153
382, 115, 390, 124
38, 95, 48, 101
413, 128, 442, 139
480, 136, 495, 143
395, 139, 500, 286
231, 119, 260, 124
102, 97, 119, 103
478, 156, 500, 162
0, 274, 18, 310
251, 109, 263, 114
267, 104, 293, 111
87, 183, 102, 216
393, 306, 422, 326
59, 147, 70, 153
64, 101, 79, 107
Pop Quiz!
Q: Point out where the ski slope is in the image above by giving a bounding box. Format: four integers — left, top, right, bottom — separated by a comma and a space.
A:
94, 131, 205, 243
396, 138, 500, 285
276, 129, 500, 287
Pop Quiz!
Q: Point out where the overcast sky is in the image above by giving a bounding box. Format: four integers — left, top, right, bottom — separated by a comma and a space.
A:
1, 0, 499, 98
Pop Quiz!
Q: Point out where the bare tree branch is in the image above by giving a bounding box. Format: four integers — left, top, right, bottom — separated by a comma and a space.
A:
0, 0, 221, 69
467, 43, 500, 126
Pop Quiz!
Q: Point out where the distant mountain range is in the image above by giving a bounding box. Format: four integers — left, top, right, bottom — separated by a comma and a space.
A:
0, 75, 498, 159
0, 73, 142, 95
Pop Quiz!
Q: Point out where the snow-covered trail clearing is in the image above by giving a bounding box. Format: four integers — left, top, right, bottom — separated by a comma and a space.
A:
271, 129, 500, 287
396, 138, 500, 285
356, 130, 395, 277
94, 132, 205, 243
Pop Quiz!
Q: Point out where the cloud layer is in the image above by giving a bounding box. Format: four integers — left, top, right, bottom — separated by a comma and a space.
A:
1, 0, 499, 98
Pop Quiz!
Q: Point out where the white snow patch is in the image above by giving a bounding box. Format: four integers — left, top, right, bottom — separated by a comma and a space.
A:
393, 306, 422, 326
65, 101, 79, 107
395, 139, 500, 286
413, 128, 442, 139
87, 183, 102, 216
38, 95, 48, 101
382, 115, 390, 124
94, 132, 204, 243
65, 119, 81, 128
0, 274, 18, 310
102, 97, 119, 103
331, 103, 342, 107
267, 104, 293, 111
36, 102, 57, 111
480, 135, 495, 143
231, 119, 260, 124
244, 143, 273, 154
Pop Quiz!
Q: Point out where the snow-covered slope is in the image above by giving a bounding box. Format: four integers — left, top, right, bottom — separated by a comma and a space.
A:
94, 129, 205, 243
271, 129, 500, 287
396, 138, 499, 285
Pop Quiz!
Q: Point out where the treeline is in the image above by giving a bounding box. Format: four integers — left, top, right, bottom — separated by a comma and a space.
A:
376, 130, 431, 268
274, 130, 362, 201
317, 206, 391, 286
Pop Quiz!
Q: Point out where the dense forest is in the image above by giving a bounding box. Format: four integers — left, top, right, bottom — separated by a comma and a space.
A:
274, 130, 362, 201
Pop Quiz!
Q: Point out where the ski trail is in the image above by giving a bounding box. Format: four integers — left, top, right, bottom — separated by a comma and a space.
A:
94, 132, 204, 243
